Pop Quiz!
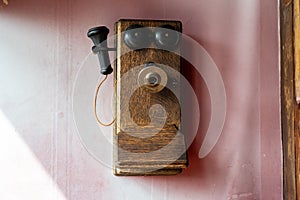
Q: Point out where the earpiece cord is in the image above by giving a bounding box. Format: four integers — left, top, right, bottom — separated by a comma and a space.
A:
94, 75, 116, 126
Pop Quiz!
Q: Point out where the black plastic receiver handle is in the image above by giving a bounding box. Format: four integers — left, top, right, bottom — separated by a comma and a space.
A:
87, 26, 113, 75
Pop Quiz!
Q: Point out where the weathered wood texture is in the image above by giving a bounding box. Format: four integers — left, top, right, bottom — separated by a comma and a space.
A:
281, 0, 297, 199
113, 19, 188, 176
294, 3, 300, 194
295, 0, 300, 196
296, 105, 300, 198
295, 0, 300, 104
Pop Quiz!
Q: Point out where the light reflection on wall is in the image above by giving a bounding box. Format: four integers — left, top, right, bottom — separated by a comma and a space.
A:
0, 110, 66, 200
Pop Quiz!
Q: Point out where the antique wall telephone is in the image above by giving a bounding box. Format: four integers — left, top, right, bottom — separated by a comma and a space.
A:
87, 19, 188, 176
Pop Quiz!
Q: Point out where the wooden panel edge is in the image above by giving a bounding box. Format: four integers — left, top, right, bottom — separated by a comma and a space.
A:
294, 0, 300, 104
281, 0, 297, 199
295, 0, 300, 197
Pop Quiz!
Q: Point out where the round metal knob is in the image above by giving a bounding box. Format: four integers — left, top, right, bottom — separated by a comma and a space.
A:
138, 63, 168, 93
145, 72, 161, 86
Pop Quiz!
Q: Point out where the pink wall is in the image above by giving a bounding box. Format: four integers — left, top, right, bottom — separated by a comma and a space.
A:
0, 0, 281, 199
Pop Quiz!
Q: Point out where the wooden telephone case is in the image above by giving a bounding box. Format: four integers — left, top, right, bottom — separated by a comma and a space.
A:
113, 19, 188, 176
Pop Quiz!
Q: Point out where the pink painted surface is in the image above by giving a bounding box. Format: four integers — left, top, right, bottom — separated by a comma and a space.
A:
0, 0, 281, 199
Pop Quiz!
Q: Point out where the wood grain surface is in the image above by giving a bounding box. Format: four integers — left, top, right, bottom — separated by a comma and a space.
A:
294, 0, 300, 104
113, 19, 188, 176
281, 0, 297, 199
295, 0, 300, 197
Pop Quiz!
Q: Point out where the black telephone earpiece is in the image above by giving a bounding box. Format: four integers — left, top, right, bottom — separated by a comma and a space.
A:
87, 26, 114, 75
